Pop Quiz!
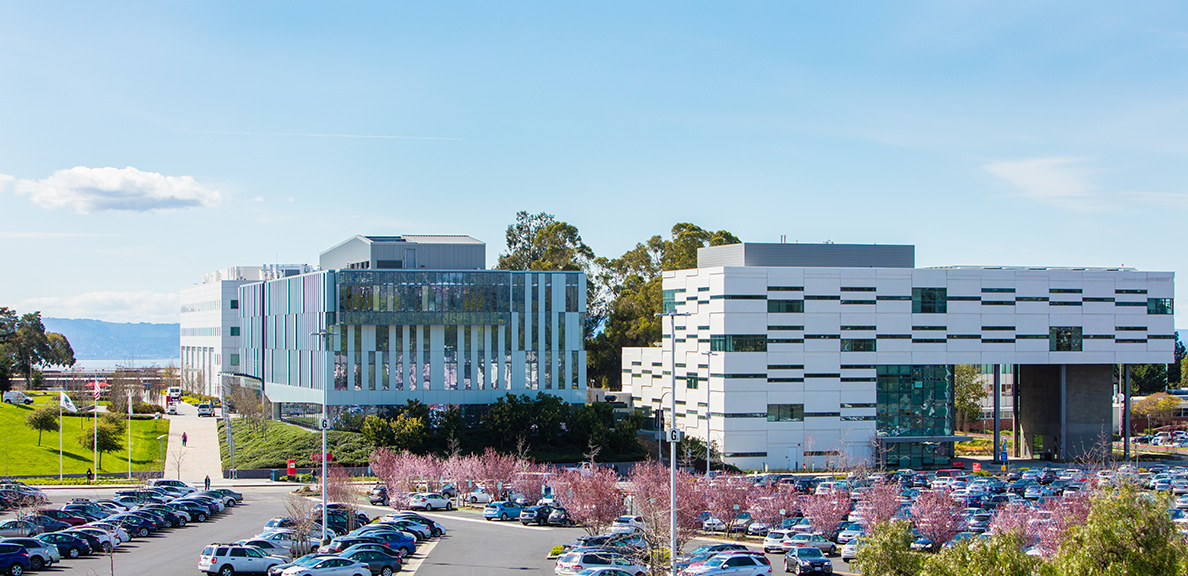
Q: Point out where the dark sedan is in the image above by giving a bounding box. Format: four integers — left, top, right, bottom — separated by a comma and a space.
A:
36, 532, 91, 559
343, 549, 403, 576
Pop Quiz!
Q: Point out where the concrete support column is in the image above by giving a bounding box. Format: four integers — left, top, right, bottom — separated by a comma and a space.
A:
993, 365, 1002, 463
1059, 365, 1067, 461
1013, 364, 1022, 458
1124, 364, 1132, 460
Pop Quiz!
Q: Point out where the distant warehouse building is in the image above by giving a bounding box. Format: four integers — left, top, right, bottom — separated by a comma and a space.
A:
231, 235, 587, 417
623, 243, 1175, 471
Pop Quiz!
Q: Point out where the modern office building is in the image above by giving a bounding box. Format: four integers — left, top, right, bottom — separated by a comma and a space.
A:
234, 235, 587, 415
623, 243, 1175, 471
180, 264, 311, 397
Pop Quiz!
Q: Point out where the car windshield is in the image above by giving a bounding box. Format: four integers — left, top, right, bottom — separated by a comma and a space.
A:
798, 548, 825, 558
705, 557, 728, 567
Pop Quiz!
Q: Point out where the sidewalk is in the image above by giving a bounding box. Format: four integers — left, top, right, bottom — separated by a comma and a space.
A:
161, 402, 223, 486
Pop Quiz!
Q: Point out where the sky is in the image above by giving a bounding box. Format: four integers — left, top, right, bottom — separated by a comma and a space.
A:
0, 1, 1185, 327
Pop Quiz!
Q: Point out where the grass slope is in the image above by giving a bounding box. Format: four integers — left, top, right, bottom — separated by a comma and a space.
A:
0, 394, 169, 477
219, 419, 376, 469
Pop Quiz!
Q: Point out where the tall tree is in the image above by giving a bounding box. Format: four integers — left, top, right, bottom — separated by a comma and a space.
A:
0, 309, 74, 391
496, 211, 594, 272
587, 223, 739, 389
953, 365, 986, 432
25, 405, 59, 446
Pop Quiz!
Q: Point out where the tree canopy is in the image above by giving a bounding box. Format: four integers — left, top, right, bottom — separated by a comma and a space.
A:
0, 308, 75, 392
496, 211, 594, 272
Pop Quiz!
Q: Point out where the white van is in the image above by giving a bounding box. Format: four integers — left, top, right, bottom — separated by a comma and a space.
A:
2, 391, 33, 405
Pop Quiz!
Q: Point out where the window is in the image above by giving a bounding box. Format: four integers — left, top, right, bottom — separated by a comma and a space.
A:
662, 290, 677, 313
1049, 327, 1083, 352
709, 335, 767, 352
230, 299, 239, 309
230, 354, 240, 366
767, 404, 804, 422
686, 375, 699, 390
230, 326, 240, 336
912, 288, 946, 313
841, 339, 876, 352
768, 300, 804, 313
1148, 298, 1174, 315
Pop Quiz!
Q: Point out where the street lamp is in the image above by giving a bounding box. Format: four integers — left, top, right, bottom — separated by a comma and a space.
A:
311, 328, 336, 544
156, 434, 167, 470
655, 310, 689, 573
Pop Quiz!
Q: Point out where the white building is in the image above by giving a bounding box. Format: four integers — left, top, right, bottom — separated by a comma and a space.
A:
623, 243, 1175, 471
180, 264, 310, 397
234, 235, 587, 416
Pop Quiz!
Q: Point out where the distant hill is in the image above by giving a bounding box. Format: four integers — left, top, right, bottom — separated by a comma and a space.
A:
42, 318, 179, 360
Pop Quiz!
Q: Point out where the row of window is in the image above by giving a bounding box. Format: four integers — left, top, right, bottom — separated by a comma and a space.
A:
673, 288, 1173, 316
705, 330, 1170, 352
180, 299, 238, 313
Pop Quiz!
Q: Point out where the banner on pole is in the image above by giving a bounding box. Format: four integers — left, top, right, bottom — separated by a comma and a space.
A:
60, 392, 78, 413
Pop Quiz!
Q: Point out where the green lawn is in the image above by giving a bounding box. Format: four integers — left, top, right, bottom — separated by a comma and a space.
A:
0, 397, 170, 477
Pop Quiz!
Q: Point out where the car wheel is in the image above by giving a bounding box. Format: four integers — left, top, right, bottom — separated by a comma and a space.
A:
399, 546, 410, 557
138, 528, 149, 537
500, 513, 509, 521
11, 563, 23, 576
431, 528, 441, 537
218, 565, 234, 576
445, 502, 452, 511
469, 496, 477, 503
68, 547, 80, 559
198, 513, 208, 522
29, 556, 43, 570
179, 518, 187, 527
381, 567, 394, 576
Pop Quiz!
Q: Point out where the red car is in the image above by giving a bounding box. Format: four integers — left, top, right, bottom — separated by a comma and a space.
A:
35, 509, 87, 526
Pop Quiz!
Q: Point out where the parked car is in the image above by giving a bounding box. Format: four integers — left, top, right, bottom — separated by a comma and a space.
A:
35, 531, 91, 558
2, 391, 33, 404
520, 505, 556, 526
0, 520, 37, 538
279, 555, 371, 576
554, 551, 647, 576
785, 546, 832, 575
368, 485, 390, 506
197, 403, 215, 417
199, 543, 287, 575
483, 501, 523, 521
548, 507, 576, 527
781, 533, 837, 556
466, 489, 494, 504
682, 552, 772, 575
407, 493, 452, 511
0, 537, 59, 570
0, 543, 31, 576
342, 548, 403, 576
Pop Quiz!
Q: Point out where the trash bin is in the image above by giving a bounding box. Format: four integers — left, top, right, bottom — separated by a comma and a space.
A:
271, 469, 281, 482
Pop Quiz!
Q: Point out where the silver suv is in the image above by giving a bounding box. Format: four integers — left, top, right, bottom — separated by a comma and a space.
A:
199, 544, 286, 575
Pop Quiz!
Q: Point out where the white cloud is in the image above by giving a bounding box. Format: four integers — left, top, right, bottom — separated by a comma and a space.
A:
5, 166, 222, 213
983, 157, 1188, 213
982, 157, 1104, 210
21, 291, 180, 324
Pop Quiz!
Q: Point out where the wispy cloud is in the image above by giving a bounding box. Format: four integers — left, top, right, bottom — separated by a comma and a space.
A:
206, 131, 460, 141
982, 157, 1103, 210
21, 291, 180, 324
3, 166, 222, 214
983, 157, 1188, 213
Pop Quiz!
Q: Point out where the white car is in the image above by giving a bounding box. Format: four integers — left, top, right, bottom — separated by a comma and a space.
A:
197, 403, 215, 417
280, 556, 371, 576
166, 403, 179, 415
611, 515, 647, 530
148, 479, 196, 493
407, 493, 452, 511
87, 522, 131, 544
764, 530, 790, 553
199, 544, 287, 575
554, 551, 647, 576
466, 489, 493, 504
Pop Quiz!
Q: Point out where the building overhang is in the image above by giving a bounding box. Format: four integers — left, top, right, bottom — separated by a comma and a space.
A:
877, 435, 972, 444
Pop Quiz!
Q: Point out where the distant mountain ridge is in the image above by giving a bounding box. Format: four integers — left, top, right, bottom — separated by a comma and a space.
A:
42, 317, 179, 360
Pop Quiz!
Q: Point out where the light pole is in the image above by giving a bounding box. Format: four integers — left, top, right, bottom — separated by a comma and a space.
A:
656, 390, 672, 460
312, 327, 336, 544
702, 350, 716, 479
655, 310, 689, 572
156, 434, 167, 470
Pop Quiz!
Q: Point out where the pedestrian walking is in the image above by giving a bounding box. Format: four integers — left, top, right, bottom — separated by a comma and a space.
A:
204, 474, 211, 491
85, 468, 93, 482
182, 432, 188, 446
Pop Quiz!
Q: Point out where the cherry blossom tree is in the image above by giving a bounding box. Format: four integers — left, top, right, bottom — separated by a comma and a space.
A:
476, 447, 522, 495
1035, 490, 1094, 557
628, 461, 707, 572
325, 463, 363, 530
511, 461, 552, 502
910, 489, 964, 551
802, 488, 852, 538
700, 474, 755, 533
748, 482, 800, 529
857, 480, 902, 527
550, 466, 623, 535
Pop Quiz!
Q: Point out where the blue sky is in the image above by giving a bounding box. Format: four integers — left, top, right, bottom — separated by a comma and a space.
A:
0, 1, 1185, 326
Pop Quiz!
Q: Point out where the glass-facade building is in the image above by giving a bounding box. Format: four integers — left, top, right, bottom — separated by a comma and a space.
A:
238, 268, 587, 410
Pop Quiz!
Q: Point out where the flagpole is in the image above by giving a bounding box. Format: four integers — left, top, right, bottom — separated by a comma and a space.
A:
93, 383, 98, 476
127, 389, 132, 479
59, 382, 64, 481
